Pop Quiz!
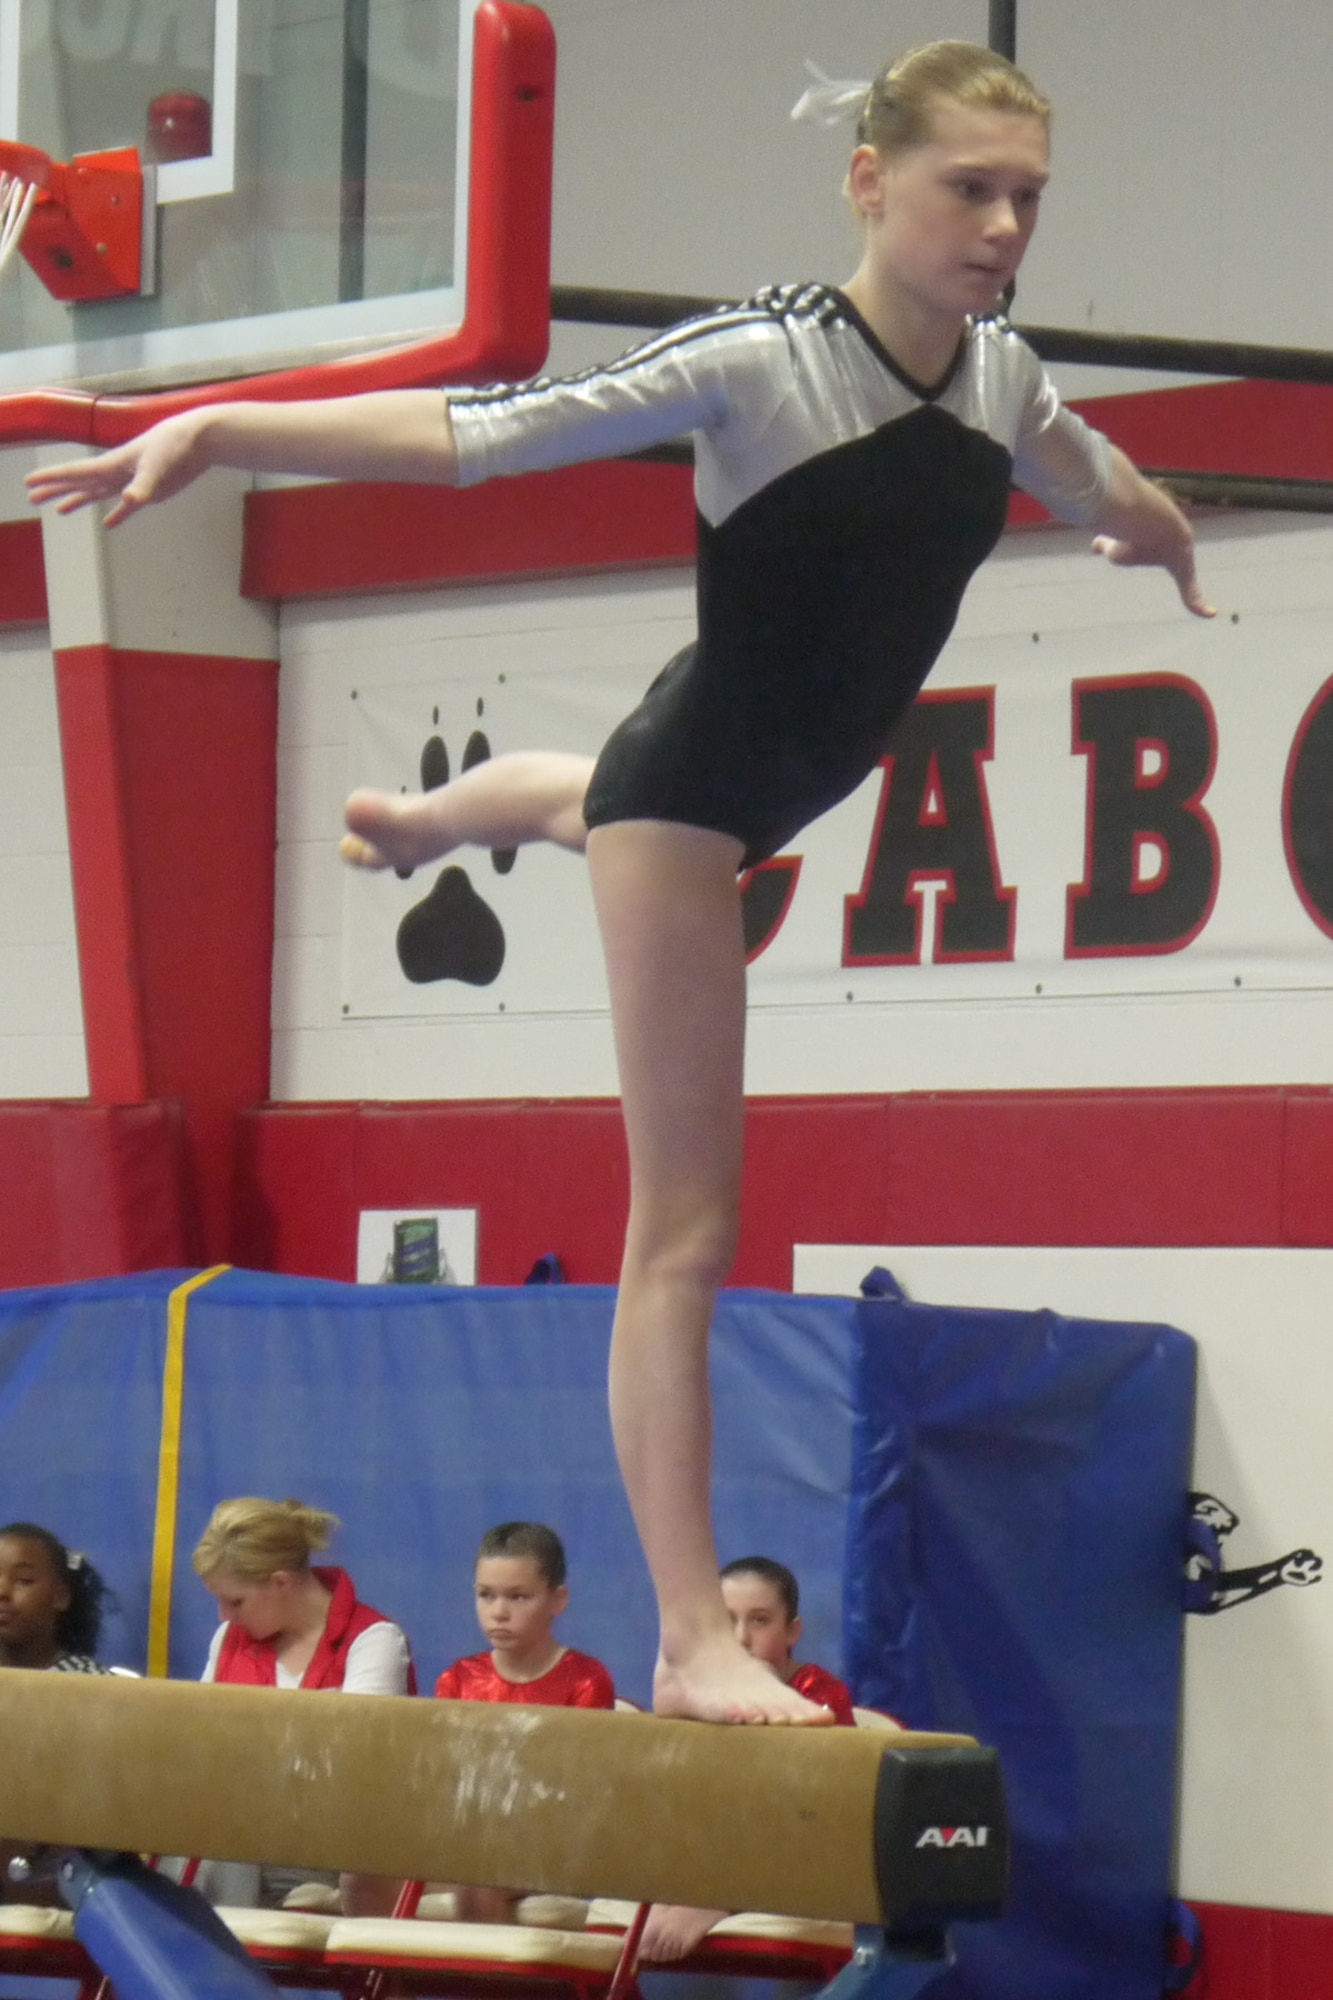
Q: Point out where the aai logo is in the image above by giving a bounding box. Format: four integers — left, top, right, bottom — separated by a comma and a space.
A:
915, 1826, 990, 1849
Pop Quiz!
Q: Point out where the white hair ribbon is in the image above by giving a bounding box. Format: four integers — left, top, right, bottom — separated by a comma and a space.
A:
790, 60, 871, 128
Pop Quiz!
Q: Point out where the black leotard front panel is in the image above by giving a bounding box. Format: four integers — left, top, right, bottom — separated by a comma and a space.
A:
583, 404, 1013, 864
448, 285, 1113, 863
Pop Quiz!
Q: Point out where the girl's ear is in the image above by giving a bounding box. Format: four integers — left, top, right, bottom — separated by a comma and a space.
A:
847, 145, 887, 220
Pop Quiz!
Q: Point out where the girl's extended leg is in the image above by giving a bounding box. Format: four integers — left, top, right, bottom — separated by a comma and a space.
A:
586, 820, 831, 1725
342, 751, 594, 871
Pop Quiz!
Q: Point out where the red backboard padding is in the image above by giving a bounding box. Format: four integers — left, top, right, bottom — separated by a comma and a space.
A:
0, 1100, 190, 1284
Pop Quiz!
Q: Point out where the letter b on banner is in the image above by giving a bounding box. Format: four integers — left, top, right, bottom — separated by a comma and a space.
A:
1067, 675, 1219, 956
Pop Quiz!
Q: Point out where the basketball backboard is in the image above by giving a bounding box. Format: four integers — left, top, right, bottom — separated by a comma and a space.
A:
0, 0, 554, 442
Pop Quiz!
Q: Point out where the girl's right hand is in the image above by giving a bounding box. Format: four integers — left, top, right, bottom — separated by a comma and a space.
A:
26, 410, 211, 527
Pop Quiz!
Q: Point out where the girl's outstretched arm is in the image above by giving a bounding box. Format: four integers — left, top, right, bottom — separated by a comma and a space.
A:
1090, 446, 1215, 618
26, 389, 458, 527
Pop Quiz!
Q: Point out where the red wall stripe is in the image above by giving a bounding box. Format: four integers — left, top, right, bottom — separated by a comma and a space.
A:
1007, 377, 1333, 527
0, 518, 47, 626
241, 458, 698, 601
1072, 378, 1333, 482
239, 379, 1333, 601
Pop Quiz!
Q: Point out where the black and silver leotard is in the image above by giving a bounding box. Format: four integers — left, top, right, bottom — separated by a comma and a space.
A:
448, 283, 1112, 865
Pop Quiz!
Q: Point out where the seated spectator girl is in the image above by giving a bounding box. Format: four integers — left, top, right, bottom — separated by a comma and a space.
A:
190, 1496, 414, 1914
0, 1522, 115, 1902
0, 1521, 111, 1675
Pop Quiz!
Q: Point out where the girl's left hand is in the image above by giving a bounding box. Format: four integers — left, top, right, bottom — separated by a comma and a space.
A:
1091, 529, 1216, 619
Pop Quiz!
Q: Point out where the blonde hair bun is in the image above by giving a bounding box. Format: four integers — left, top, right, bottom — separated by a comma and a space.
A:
191, 1496, 340, 1584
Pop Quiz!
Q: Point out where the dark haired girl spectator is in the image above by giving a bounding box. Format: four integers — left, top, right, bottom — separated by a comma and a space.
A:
0, 1521, 110, 1673
0, 1523, 114, 1903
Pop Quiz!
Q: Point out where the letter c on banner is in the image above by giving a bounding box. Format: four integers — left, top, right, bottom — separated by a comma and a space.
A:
1283, 675, 1333, 939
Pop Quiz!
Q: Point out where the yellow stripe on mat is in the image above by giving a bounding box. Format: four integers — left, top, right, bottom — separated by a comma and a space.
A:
147, 1266, 230, 1677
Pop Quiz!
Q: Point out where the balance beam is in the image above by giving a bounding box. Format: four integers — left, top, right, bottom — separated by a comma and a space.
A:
0, 1669, 1006, 1929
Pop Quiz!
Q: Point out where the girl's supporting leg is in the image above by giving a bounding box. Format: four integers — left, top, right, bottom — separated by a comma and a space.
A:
342, 751, 594, 871
586, 820, 832, 1725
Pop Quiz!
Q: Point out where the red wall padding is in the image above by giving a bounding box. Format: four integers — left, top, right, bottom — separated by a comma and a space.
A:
1189, 1902, 1333, 2000
232, 1099, 629, 1282
229, 1087, 1333, 1285
0, 1101, 192, 1284
878, 1089, 1290, 1246
53, 644, 278, 1262
1276, 1090, 1333, 1245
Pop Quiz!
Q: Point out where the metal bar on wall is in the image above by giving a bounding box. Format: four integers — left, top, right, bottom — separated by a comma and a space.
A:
550, 285, 1333, 387
988, 1, 1017, 60
339, 0, 370, 303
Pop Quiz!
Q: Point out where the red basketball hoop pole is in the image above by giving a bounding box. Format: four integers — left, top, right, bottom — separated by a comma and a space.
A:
0, 139, 149, 303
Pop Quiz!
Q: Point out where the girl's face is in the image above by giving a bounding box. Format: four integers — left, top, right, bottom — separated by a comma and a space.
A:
721, 1572, 802, 1674
205, 1566, 293, 1642
474, 1555, 568, 1661
853, 97, 1049, 327
0, 1534, 70, 1664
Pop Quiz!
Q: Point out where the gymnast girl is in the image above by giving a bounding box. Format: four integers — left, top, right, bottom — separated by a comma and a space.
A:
29, 41, 1213, 1728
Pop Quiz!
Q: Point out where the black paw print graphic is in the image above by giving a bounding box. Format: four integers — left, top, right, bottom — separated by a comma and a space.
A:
396, 703, 515, 988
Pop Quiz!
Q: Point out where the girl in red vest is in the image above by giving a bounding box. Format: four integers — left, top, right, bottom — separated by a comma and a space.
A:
191, 1496, 414, 1913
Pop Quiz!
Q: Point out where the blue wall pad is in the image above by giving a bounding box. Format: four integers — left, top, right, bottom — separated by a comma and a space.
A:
845, 1292, 1195, 2000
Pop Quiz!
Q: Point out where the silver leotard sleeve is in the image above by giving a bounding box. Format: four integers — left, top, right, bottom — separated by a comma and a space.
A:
1010, 349, 1114, 527
447, 309, 791, 489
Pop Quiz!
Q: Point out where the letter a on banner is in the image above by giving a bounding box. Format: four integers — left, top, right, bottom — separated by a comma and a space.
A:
844, 689, 1015, 965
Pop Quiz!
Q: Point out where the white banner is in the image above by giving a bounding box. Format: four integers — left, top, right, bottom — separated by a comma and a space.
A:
341, 605, 1333, 1020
